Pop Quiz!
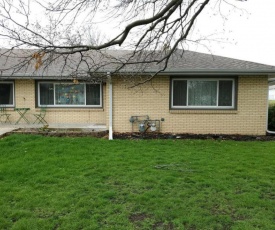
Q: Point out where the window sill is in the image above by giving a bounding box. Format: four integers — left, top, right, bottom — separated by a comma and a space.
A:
36, 108, 104, 112
5, 107, 15, 111
170, 110, 238, 114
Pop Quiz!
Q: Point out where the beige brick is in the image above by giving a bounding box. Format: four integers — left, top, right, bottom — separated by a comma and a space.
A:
10, 76, 268, 135
9, 80, 106, 125
110, 76, 268, 135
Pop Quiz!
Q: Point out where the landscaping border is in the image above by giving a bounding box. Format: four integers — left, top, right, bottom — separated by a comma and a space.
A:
2, 128, 275, 141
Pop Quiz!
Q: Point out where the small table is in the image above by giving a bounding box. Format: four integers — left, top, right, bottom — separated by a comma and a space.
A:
14, 108, 30, 124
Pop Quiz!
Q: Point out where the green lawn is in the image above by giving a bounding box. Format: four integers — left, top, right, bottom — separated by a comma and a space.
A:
1, 135, 275, 230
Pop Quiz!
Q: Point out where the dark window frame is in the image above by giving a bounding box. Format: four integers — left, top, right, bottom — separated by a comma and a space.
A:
170, 77, 238, 110
0, 81, 15, 107
35, 81, 103, 108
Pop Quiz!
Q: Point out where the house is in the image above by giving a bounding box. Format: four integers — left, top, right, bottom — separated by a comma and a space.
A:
1, 49, 275, 138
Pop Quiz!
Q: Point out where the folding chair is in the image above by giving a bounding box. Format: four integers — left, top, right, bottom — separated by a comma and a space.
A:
0, 105, 11, 124
33, 107, 47, 124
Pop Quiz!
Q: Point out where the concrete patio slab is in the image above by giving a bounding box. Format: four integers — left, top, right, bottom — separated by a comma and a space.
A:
0, 123, 107, 137
0, 127, 18, 137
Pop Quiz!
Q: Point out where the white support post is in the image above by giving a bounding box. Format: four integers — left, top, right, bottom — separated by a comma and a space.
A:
108, 72, 113, 140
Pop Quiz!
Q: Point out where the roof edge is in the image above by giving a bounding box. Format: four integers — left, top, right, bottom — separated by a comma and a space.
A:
1, 69, 275, 79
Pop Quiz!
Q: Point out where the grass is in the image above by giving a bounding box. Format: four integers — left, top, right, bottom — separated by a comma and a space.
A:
0, 134, 275, 230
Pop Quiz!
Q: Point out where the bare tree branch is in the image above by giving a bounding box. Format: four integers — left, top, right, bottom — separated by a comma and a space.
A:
0, 0, 248, 85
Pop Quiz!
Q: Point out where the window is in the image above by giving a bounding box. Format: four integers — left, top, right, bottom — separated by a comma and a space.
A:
171, 78, 236, 109
37, 82, 102, 107
0, 82, 14, 106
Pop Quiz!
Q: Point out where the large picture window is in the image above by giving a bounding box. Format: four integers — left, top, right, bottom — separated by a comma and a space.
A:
171, 78, 236, 109
38, 82, 102, 107
0, 82, 14, 106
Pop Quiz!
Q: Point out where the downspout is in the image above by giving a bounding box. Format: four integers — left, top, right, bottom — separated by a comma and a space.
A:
108, 72, 113, 140
267, 86, 275, 135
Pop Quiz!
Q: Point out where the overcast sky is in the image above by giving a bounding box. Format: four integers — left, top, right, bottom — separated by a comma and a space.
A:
188, 0, 275, 66
97, 1, 275, 66
3, 1, 274, 66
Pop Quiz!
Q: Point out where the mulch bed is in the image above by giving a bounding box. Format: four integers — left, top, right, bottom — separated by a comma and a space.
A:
6, 129, 275, 141
113, 132, 275, 141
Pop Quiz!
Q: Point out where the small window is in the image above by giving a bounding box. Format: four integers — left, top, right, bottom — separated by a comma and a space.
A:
171, 78, 236, 109
173, 80, 187, 106
0, 82, 14, 106
38, 82, 102, 107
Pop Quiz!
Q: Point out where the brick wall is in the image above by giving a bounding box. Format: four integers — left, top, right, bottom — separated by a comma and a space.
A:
8, 80, 106, 125
109, 76, 268, 135
8, 76, 268, 135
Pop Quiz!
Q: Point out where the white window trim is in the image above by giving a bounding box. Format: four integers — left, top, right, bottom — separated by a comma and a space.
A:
0, 81, 15, 107
38, 82, 102, 107
171, 78, 235, 109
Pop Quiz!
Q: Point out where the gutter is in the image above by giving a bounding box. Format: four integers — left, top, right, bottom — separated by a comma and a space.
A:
100, 69, 275, 76
1, 69, 275, 79
107, 72, 113, 140
157, 71, 275, 76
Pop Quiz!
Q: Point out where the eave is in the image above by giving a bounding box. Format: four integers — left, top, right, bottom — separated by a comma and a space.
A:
1, 69, 275, 80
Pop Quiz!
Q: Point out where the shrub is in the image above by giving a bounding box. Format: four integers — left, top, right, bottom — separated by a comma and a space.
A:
268, 105, 275, 131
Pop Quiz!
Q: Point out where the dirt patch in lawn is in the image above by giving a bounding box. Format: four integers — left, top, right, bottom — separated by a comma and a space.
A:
129, 213, 151, 222
153, 221, 174, 230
